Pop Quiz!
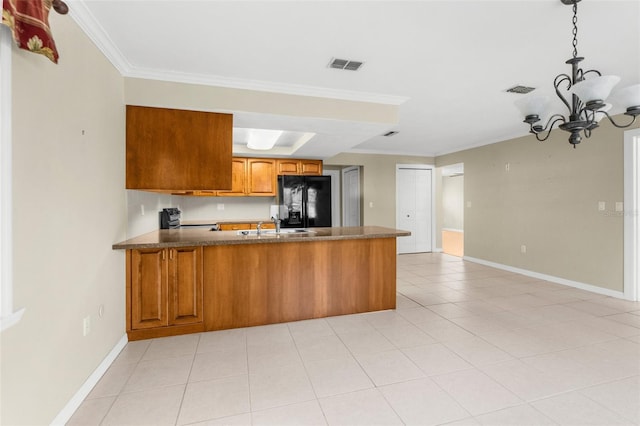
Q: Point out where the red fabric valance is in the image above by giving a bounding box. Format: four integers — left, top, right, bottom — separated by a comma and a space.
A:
2, 0, 59, 63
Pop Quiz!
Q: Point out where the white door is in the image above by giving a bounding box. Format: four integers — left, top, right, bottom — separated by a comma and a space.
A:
397, 166, 433, 254
324, 169, 341, 227
342, 166, 360, 227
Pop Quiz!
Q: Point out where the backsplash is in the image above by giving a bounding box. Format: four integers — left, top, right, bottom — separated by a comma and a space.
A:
126, 190, 173, 237
177, 196, 275, 222
126, 190, 275, 237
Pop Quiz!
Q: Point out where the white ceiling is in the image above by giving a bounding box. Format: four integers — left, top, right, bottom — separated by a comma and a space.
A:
69, 0, 640, 158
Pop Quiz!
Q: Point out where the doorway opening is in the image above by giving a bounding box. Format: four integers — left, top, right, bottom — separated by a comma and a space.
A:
441, 163, 464, 257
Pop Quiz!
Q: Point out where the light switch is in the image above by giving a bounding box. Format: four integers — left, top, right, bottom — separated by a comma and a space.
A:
598, 201, 606, 211
217, 203, 224, 211
616, 202, 623, 212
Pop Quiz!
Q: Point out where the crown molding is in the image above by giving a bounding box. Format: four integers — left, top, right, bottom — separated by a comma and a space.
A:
124, 67, 409, 105
69, 1, 134, 74
69, 1, 408, 106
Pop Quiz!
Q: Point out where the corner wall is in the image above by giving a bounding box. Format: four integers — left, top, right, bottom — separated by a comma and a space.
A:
436, 119, 634, 292
0, 13, 126, 425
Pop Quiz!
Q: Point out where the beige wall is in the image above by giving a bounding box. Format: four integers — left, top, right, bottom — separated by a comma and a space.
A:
436, 119, 632, 292
325, 153, 434, 228
1, 13, 126, 426
124, 78, 398, 124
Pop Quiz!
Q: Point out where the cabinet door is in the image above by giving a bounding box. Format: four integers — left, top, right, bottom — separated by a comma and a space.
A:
168, 247, 203, 325
300, 160, 323, 175
126, 106, 232, 191
247, 159, 276, 196
251, 223, 276, 230
131, 248, 168, 329
216, 158, 247, 196
219, 223, 251, 231
276, 159, 300, 175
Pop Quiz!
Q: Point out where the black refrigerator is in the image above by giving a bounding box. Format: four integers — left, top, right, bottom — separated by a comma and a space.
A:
278, 175, 332, 228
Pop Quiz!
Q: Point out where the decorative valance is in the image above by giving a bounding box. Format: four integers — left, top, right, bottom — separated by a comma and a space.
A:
1, 0, 68, 63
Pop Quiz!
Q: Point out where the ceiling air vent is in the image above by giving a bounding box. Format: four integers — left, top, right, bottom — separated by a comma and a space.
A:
506, 85, 536, 94
329, 57, 364, 71
383, 131, 399, 137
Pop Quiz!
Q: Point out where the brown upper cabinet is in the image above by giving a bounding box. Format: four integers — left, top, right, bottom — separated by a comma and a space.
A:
126, 106, 233, 192
276, 159, 323, 175
211, 158, 276, 197
247, 158, 277, 196
215, 158, 248, 196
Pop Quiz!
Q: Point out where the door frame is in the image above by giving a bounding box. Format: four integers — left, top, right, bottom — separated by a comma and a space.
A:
324, 169, 341, 227
342, 166, 360, 227
624, 128, 640, 301
396, 164, 436, 253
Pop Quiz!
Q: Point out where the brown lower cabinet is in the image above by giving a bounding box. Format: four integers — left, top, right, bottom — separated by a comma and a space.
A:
127, 247, 204, 340
126, 238, 396, 340
217, 222, 276, 231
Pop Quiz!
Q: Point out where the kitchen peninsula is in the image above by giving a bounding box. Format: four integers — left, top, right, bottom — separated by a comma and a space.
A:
113, 226, 410, 340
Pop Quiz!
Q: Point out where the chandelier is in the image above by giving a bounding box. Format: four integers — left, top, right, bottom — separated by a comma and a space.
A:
514, 0, 640, 147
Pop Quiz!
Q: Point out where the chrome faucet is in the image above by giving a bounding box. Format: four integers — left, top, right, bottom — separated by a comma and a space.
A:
271, 215, 281, 233
256, 221, 263, 235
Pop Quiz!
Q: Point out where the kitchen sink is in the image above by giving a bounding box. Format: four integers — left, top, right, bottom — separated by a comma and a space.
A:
235, 229, 314, 236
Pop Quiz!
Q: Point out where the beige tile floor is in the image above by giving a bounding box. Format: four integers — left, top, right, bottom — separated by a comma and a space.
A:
68, 253, 640, 426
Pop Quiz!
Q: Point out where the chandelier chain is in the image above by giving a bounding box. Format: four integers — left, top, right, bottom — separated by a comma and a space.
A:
572, 2, 578, 59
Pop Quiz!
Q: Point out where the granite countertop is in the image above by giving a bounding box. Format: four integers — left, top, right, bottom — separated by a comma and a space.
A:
112, 226, 411, 250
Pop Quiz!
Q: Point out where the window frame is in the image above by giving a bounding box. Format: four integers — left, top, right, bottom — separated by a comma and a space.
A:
0, 25, 24, 331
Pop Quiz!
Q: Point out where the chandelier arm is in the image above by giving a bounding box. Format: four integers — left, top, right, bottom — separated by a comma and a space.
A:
582, 69, 602, 78
530, 115, 567, 142
554, 74, 574, 112
598, 110, 639, 129
534, 132, 552, 142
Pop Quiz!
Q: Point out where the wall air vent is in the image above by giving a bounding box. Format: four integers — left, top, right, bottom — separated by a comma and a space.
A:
329, 57, 364, 71
383, 131, 399, 137
506, 85, 536, 94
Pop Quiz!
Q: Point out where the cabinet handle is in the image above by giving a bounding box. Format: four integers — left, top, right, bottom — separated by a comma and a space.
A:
162, 250, 166, 261
169, 249, 174, 260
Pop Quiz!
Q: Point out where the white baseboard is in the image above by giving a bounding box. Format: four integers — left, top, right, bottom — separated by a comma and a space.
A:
50, 334, 128, 426
463, 256, 626, 299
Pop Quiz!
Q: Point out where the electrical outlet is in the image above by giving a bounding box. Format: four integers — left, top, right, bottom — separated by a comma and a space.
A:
217, 204, 224, 211
83, 316, 91, 336
520, 245, 527, 254
616, 202, 624, 212
598, 201, 606, 211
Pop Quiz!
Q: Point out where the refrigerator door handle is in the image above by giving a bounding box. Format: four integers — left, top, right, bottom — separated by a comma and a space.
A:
301, 183, 308, 228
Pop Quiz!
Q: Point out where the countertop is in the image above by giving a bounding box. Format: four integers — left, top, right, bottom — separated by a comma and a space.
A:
112, 226, 411, 250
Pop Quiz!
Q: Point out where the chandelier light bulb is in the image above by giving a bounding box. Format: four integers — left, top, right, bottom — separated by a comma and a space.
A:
570, 75, 620, 104
612, 84, 640, 113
